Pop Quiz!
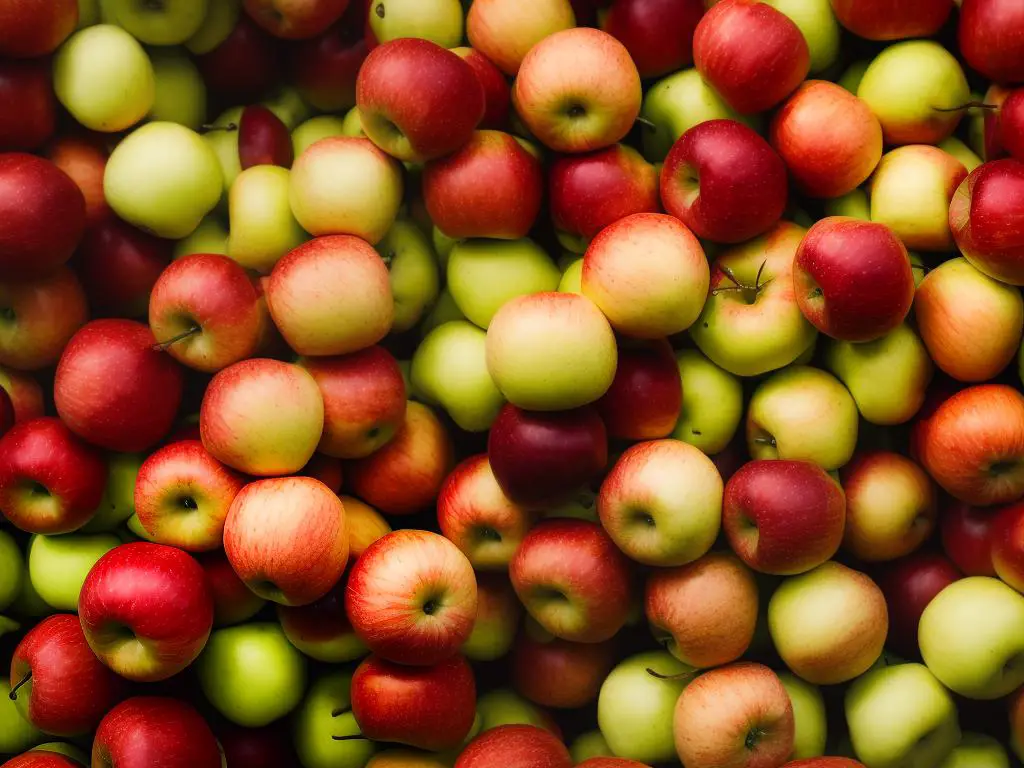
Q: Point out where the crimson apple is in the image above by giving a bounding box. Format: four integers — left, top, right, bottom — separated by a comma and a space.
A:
875, 552, 961, 659
92, 697, 222, 768
959, 0, 1024, 84
2, 751, 81, 767
196, 549, 266, 627
512, 632, 616, 709
288, 12, 367, 112
601, 0, 704, 78
244, 0, 350, 39
77, 217, 171, 319
452, 47, 511, 130
0, 387, 12, 436
0, 266, 88, 371
1001, 89, 1024, 161
197, 16, 281, 101
0, 58, 56, 151
0, 365, 44, 424
0, 0, 76, 57
456, 724, 573, 768
939, 500, 997, 577
992, 502, 1024, 592
217, 724, 295, 768
949, 159, 1024, 286
44, 133, 110, 227
830, 0, 952, 39
236, 104, 293, 170
595, 339, 682, 440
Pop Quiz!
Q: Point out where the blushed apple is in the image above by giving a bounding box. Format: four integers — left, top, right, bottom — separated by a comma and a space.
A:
26, 532, 118, 610
456, 724, 572, 768
940, 501, 996, 577
600, 0, 704, 78
243, 0, 348, 39
0, 267, 88, 371
511, 632, 615, 709
466, 0, 576, 76
950, 159, 1024, 286
829, 0, 952, 39
596, 339, 682, 441
0, 0, 77, 57
991, 502, 1024, 592
91, 697, 222, 768
959, 0, 1024, 85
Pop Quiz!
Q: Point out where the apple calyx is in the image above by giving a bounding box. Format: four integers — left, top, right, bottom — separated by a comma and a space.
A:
744, 726, 767, 751
374, 2, 386, 18
8, 669, 31, 700
712, 260, 772, 305
153, 325, 202, 352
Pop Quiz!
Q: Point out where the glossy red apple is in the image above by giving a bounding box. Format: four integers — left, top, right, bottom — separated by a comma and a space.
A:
452, 47, 511, 130
237, 104, 293, 169
829, 0, 952, 39
875, 551, 961, 659
44, 133, 109, 227
288, 11, 367, 112
949, 159, 1024, 286
939, 500, 997, 577
2, 751, 82, 767
991, 501, 1024, 592
959, 0, 1024, 85
595, 339, 682, 441
512, 632, 616, 709
601, 0, 704, 78
456, 724, 573, 768
197, 16, 281, 101
1001, 89, 1024, 161
92, 697, 222, 768
0, 0, 76, 57
0, 266, 88, 371
0, 58, 56, 151
244, 0, 350, 39
196, 549, 266, 627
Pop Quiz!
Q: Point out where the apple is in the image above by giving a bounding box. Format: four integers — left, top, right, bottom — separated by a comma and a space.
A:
235, 103, 294, 169
243, 0, 348, 38
197, 15, 280, 101
0, 367, 43, 424
288, 137, 403, 244
196, 549, 266, 627
103, 0, 207, 45
0, 676, 44, 755
452, 47, 511, 130
0, 267, 88, 371
455, 725, 572, 768
26, 532, 118, 610
1000, 91, 1024, 161
462, 574, 522, 661
940, 733, 1010, 768
374, 218, 441, 332
466, 0, 576, 76
292, 115, 348, 158
959, 0, 1024, 85
829, 0, 951, 39
512, 632, 615, 709
145, 47, 206, 131
940, 501, 996, 577
217, 725, 296, 768
340, 494, 390, 555
510, 518, 632, 643
0, 0, 76, 56
844, 663, 960, 768
292, 671, 376, 768
0, 417, 106, 535
600, 0, 704, 78
173, 215, 229, 259
92, 697, 221, 768
991, 502, 1024, 592
950, 159, 1024, 287
768, 562, 888, 685
0, 154, 85, 280
778, 673, 826, 760
1013, 688, 1024, 762
512, 28, 641, 154
0, 59, 57, 151
184, 0, 241, 53
0, 529, 23, 611
278, 579, 367, 663
79, 542, 214, 682
875, 552, 961, 660
3, 751, 82, 768
9, 614, 124, 737
227, 166, 308, 275
351, 654, 477, 752
670, 349, 743, 454
476, 688, 551, 732
595, 339, 682, 441
288, 16, 366, 114
661, 119, 788, 244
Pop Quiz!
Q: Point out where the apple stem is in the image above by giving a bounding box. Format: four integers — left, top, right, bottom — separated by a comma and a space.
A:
933, 101, 998, 113
635, 116, 657, 130
331, 734, 369, 742
712, 261, 772, 301
8, 671, 30, 700
645, 667, 696, 681
153, 325, 201, 352
200, 122, 239, 134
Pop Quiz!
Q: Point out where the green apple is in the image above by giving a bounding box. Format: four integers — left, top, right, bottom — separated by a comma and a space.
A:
940, 733, 1008, 768
197, 623, 307, 727
558, 258, 583, 294
412, 321, 505, 432
293, 116, 348, 159
103, 0, 207, 45
341, 106, 366, 138
938, 136, 982, 172
10, 570, 52, 618
147, 47, 206, 130
571, 731, 614, 763
376, 219, 441, 333
837, 59, 869, 92
476, 690, 548, 732
28, 532, 119, 611
447, 239, 561, 329
845, 663, 960, 768
369, 0, 463, 47
125, 513, 155, 541
419, 288, 466, 336
204, 106, 244, 198
227, 165, 309, 274
82, 453, 144, 533
185, 0, 240, 54
174, 214, 228, 259
432, 226, 458, 269
671, 349, 744, 455
78, 0, 100, 27
0, 529, 24, 612
293, 671, 376, 768
597, 650, 693, 764
823, 188, 870, 220
779, 673, 826, 760
746, 365, 859, 470
919, 577, 1024, 700
105, 121, 223, 239
825, 323, 934, 426
765, 0, 840, 73
262, 86, 312, 132
53, 24, 155, 132
0, 677, 44, 754
0, 616, 19, 637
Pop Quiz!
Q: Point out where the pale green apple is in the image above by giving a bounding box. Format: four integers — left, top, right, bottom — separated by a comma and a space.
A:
81, 452, 143, 532
105, 121, 223, 239
747, 365, 859, 470
432, 226, 458, 269
369, 0, 463, 47
227, 165, 309, 274
293, 672, 375, 768
53, 25, 155, 132
0, 677, 44, 754
823, 188, 870, 220
341, 106, 365, 138
477, 690, 548, 733
412, 321, 505, 432
940, 733, 1008, 768
262, 86, 312, 132
571, 731, 614, 763
558, 258, 583, 294
104, 0, 207, 44
780, 673, 827, 760
419, 288, 466, 336
204, 106, 244, 197
197, 623, 307, 727
919, 577, 1024, 700
34, 742, 90, 762
185, 0, 240, 54
293, 116, 348, 159
376, 219, 441, 332
671, 349, 744, 455
147, 47, 206, 130
125, 513, 155, 541
825, 323, 934, 426
845, 663, 960, 768
597, 650, 693, 764
0, 529, 24, 612
938, 136, 982, 172
837, 59, 869, 93
0, 616, 19, 637
765, 0, 840, 73
78, 0, 100, 27
28, 532, 119, 611
447, 239, 561, 329
174, 214, 228, 259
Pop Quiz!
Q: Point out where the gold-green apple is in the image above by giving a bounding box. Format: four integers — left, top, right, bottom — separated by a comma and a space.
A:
52, 25, 154, 132
919, 576, 1024, 699
670, 349, 744, 455
412, 321, 505, 432
104, 121, 223, 239
203, 105, 243, 196
289, 136, 403, 244
869, 145, 968, 252
26, 532, 119, 610
103, 0, 207, 44
227, 165, 308, 274
485, 292, 617, 411
582, 213, 709, 339
512, 28, 641, 154
571, 731, 614, 763
768, 562, 888, 685
173, 215, 228, 259
368, 0, 463, 47
845, 663, 960, 768
939, 137, 982, 173
375, 219, 440, 333
292, 115, 347, 158
185, 0, 240, 53
0, 530, 24, 611
939, 733, 1010, 768
825, 324, 934, 425
856, 41, 969, 146
779, 673, 827, 760
746, 366, 859, 471
293, 670, 376, 768
147, 48, 206, 130
476, 688, 549, 732
690, 222, 817, 377
466, 0, 576, 76
447, 239, 560, 329
765, 0, 840, 73
598, 439, 723, 567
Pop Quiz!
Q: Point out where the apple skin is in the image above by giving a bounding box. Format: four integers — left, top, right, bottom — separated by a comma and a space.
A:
512, 28, 641, 154
693, 0, 809, 115
4, 752, 83, 768
292, 669, 373, 768
243, 0, 349, 39
829, 0, 951, 39
0, 0, 76, 57
661, 119, 788, 245
1001, 91, 1024, 162
26, 531, 118, 611
352, 654, 477, 753
915, 256, 1023, 382
511, 633, 615, 709
0, 367, 43, 425
596, 339, 682, 441
723, 459, 845, 576
462, 574, 522, 661
940, 501, 997, 577
78, 542, 214, 682
949, 159, 1024, 286
91, 696, 221, 768
0, 267, 88, 372
0, 59, 56, 151
42, 134, 109, 227
0, 153, 85, 280
916, 384, 1024, 507
452, 47, 511, 130
959, 0, 1024, 85
875, 552, 961, 660
991, 502, 1024, 592
288, 13, 367, 113
197, 15, 280, 102
195, 549, 266, 627
674, 663, 795, 768
456, 724, 572, 768
422, 130, 543, 240
466, 0, 576, 76
600, 0, 704, 78
278, 580, 367, 663
510, 518, 633, 643
0, 417, 106, 535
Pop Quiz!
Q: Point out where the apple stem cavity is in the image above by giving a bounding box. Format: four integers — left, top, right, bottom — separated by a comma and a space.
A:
375, 2, 385, 18
153, 325, 201, 352
745, 727, 767, 750
8, 670, 31, 700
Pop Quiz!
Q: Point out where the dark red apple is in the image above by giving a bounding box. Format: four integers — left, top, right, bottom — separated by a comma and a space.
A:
940, 500, 998, 576
595, 338, 682, 440
601, 0, 704, 78
512, 632, 616, 709
830, 0, 953, 40
197, 16, 281, 101
456, 725, 573, 768
875, 551, 961, 659
0, 58, 56, 151
949, 159, 1024, 286
1001, 89, 1024, 161
195, 549, 267, 627
991, 501, 1024, 591
288, 13, 367, 113
238, 104, 293, 169
92, 697, 222, 768
453, 47, 511, 130
959, 0, 1024, 85
0, 0, 77, 58
217, 725, 296, 768
0, 387, 13, 437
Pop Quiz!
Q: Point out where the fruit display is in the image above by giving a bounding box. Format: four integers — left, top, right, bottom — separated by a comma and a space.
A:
3, 0, 1024, 767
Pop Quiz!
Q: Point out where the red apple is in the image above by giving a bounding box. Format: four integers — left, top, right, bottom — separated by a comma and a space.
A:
217, 725, 295, 768
244, 0, 349, 39
237, 104, 293, 170
196, 549, 266, 627
784, 759, 866, 768
452, 47, 511, 130
0, 417, 106, 534
600, 0, 704, 78
875, 551, 961, 659
351, 653, 477, 752
723, 459, 846, 575
456, 724, 573, 768
959, 0, 1024, 85
991, 501, 1024, 592
224, 476, 348, 606
661, 119, 788, 244
301, 452, 344, 493
92, 697, 221, 768
277, 577, 366, 662
0, 266, 88, 371
595, 339, 682, 440
288, 11, 367, 112
0, 153, 85, 279
829, 0, 953, 39
693, 0, 809, 114
0, 366, 43, 424
54, 319, 184, 452
0, 58, 56, 151
939, 500, 997, 576
0, 387, 12, 436
2, 751, 81, 767
512, 632, 616, 709
793, 217, 915, 342
1001, 89, 1024, 161
44, 133, 110, 227
949, 159, 1024, 286
197, 16, 281, 101
79, 542, 214, 682
0, 0, 76, 57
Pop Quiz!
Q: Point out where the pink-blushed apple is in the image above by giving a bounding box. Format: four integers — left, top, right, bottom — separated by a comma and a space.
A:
288, 9, 367, 113
940, 500, 997, 577
0, 266, 87, 371
661, 119, 788, 244
92, 696, 222, 768
949, 159, 1024, 286
512, 632, 616, 709
793, 217, 915, 342
595, 339, 682, 440
959, 0, 1024, 85
456, 724, 573, 768
78, 542, 214, 682
0, 58, 56, 151
466, 0, 577, 76
875, 551, 961, 660
196, 549, 266, 627
224, 476, 348, 606
278, 576, 367, 662
512, 27, 641, 154
0, 417, 106, 534
243, 0, 350, 39
44, 133, 110, 227
829, 0, 952, 39
991, 502, 1024, 592
200, 357, 325, 476
347, 401, 454, 516
600, 0, 704, 78
77, 217, 170, 320
452, 47, 512, 130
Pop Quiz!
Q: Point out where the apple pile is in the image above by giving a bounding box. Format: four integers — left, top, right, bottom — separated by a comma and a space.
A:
3, 0, 1024, 766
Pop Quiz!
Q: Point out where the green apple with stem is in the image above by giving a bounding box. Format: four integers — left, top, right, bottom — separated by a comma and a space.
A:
0, 530, 24, 612
184, 0, 239, 53
103, 0, 207, 45
571, 731, 614, 763
227, 165, 309, 274
174, 215, 228, 259
765, 0, 840, 73
477, 689, 549, 732
0, 677, 44, 754
293, 671, 376, 768
369, 0, 464, 47
420, 288, 466, 336
148, 47, 206, 130
823, 188, 870, 220
779, 673, 826, 760
376, 219, 441, 333
81, 453, 144, 533
28, 532, 119, 611
671, 349, 744, 455
940, 733, 1009, 768
293, 116, 348, 159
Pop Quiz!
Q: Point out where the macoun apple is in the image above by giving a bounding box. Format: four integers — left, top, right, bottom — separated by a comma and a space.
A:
596, 339, 682, 441
26, 532, 118, 611
511, 632, 615, 709
196, 549, 266, 627
0, 268, 87, 372
0, 59, 56, 151
950, 159, 1024, 286
455, 724, 572, 768
875, 551, 961, 660
466, 0, 576, 76
959, 0, 1024, 85
600, 0, 704, 78
0, 0, 77, 57
92, 697, 222, 768
243, 0, 349, 39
